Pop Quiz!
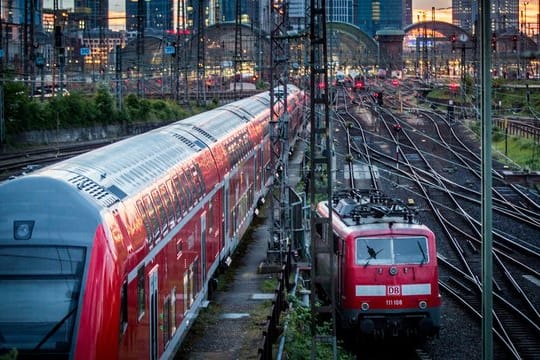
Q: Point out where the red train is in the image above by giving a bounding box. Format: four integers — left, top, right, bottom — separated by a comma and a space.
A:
316, 189, 441, 339
0, 85, 305, 359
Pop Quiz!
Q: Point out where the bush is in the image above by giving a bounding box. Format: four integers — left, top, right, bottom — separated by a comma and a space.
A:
283, 298, 354, 360
2, 83, 231, 137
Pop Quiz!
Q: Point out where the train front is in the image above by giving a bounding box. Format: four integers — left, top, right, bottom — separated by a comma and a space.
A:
340, 221, 441, 339
0, 176, 107, 359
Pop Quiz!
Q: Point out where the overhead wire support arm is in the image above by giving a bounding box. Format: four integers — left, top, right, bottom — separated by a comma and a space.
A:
267, 0, 291, 265
309, 0, 337, 358
196, 0, 206, 106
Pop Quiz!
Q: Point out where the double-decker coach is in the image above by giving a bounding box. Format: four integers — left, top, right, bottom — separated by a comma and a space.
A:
0, 85, 304, 359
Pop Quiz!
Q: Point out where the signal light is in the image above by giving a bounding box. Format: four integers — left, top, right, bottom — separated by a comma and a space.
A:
376, 91, 383, 106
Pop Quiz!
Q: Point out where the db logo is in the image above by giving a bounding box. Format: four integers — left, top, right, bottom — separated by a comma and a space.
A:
387, 285, 401, 296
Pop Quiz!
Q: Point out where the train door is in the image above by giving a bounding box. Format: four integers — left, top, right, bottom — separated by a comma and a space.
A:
200, 213, 207, 284
223, 181, 230, 244
149, 267, 159, 360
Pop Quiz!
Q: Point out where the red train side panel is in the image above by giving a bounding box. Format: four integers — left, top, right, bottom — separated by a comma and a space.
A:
0, 86, 304, 360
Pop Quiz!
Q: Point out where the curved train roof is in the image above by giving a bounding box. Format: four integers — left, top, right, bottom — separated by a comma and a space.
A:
1, 86, 301, 210
2, 91, 279, 206
174, 93, 271, 141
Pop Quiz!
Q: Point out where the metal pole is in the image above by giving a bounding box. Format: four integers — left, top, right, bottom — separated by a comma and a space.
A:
479, 0, 493, 359
0, 1, 4, 152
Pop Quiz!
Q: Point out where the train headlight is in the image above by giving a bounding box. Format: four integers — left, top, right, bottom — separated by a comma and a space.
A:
14, 220, 35, 240
361, 302, 369, 311
418, 300, 427, 309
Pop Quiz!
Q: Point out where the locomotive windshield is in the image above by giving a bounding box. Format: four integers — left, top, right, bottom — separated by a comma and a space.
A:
0, 246, 85, 356
356, 236, 428, 265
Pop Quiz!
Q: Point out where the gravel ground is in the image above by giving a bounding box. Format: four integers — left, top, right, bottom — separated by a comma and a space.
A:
175, 211, 277, 360
175, 105, 535, 360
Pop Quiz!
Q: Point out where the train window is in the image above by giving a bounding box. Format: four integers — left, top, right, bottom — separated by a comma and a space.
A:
159, 184, 175, 226
393, 237, 429, 264
179, 170, 193, 208
151, 190, 169, 234
136, 200, 153, 242
176, 239, 183, 257
167, 179, 183, 220
172, 175, 188, 215
355, 238, 392, 265
120, 280, 128, 337
163, 296, 171, 346
207, 201, 214, 232
190, 164, 205, 199
195, 164, 206, 196
355, 237, 429, 265
137, 266, 145, 320
142, 195, 160, 243
171, 288, 177, 336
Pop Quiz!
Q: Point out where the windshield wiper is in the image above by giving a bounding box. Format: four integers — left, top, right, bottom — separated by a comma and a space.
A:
367, 245, 382, 259
33, 306, 77, 351
364, 244, 382, 268
417, 240, 427, 267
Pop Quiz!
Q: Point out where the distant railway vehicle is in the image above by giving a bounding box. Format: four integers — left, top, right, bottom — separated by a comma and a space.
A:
316, 189, 441, 339
0, 85, 305, 359
353, 76, 365, 92
335, 71, 346, 85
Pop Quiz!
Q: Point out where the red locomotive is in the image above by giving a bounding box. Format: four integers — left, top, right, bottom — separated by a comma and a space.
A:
316, 189, 441, 339
0, 85, 304, 359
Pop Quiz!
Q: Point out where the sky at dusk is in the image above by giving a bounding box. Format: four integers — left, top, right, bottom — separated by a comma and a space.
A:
44, 0, 540, 31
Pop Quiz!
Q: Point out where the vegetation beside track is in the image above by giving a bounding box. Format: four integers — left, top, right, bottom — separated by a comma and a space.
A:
2, 80, 218, 146
421, 79, 540, 171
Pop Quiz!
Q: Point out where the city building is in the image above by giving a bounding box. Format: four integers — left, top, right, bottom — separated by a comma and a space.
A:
74, 0, 108, 30
452, 0, 519, 34
357, 0, 404, 37
125, 0, 173, 32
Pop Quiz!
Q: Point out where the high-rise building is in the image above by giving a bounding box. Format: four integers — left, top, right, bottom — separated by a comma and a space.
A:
218, 0, 259, 25
125, 0, 172, 32
402, 0, 412, 27
452, 0, 519, 33
357, 0, 403, 36
1, 0, 43, 29
327, 0, 354, 24
74, 0, 108, 30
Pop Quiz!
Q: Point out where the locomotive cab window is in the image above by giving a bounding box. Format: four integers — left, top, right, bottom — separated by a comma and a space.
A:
0, 246, 85, 353
356, 236, 429, 265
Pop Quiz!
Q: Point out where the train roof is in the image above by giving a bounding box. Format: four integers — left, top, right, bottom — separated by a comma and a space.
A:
329, 189, 421, 227
1, 86, 302, 210
0, 176, 102, 246
29, 127, 205, 206
174, 95, 270, 141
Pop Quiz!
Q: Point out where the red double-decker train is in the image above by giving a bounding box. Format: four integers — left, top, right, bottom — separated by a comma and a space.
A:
316, 189, 441, 339
0, 85, 305, 359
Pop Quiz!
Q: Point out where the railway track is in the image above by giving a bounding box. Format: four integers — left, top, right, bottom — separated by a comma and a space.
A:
336, 83, 540, 359
0, 140, 115, 181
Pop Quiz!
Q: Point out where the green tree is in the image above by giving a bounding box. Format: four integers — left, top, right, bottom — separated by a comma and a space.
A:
94, 85, 116, 123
